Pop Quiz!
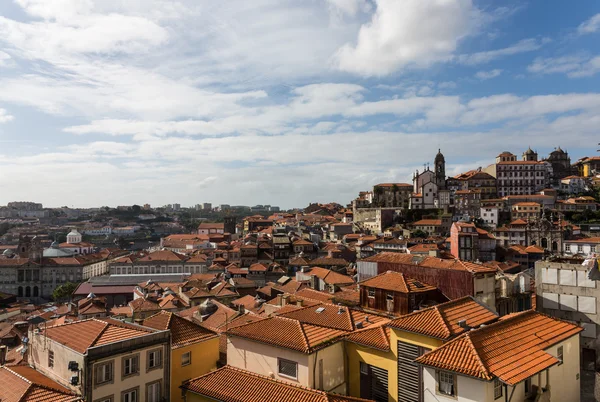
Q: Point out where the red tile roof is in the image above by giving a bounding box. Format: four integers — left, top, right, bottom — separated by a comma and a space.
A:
362, 252, 497, 274
415, 310, 582, 385
388, 296, 498, 340
345, 324, 390, 351
359, 271, 437, 293
43, 318, 155, 353
306, 267, 355, 285
142, 311, 217, 348
0, 366, 78, 402
413, 219, 442, 226
181, 365, 372, 402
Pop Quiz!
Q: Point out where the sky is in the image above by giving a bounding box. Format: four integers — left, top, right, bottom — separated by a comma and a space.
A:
0, 0, 599, 209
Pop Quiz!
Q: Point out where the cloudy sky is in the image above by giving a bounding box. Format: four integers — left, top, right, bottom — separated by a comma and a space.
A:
0, 0, 599, 209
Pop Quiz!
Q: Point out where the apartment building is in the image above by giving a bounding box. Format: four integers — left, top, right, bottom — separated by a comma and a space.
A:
484, 151, 552, 197
28, 318, 170, 402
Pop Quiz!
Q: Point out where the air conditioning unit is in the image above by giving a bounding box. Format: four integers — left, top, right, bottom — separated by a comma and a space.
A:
70, 375, 79, 386
68, 361, 79, 371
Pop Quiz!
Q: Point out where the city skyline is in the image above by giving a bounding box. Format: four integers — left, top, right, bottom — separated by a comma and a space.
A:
0, 1, 599, 208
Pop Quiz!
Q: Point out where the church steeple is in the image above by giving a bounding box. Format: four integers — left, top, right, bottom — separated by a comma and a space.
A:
434, 149, 446, 190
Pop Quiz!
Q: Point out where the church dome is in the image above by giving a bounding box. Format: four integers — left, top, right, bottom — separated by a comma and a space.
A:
524, 147, 536, 155
67, 229, 80, 237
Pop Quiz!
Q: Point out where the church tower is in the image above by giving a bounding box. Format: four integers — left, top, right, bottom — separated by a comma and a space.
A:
434, 149, 446, 190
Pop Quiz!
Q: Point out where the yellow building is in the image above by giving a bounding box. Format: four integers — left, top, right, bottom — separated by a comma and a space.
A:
143, 310, 220, 402
345, 296, 498, 401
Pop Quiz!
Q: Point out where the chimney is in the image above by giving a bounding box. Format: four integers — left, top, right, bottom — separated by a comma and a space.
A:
0, 345, 6, 365
282, 295, 290, 307
428, 249, 440, 257
364, 315, 370, 323
296, 300, 303, 307
458, 319, 470, 330
338, 305, 345, 314
238, 304, 245, 314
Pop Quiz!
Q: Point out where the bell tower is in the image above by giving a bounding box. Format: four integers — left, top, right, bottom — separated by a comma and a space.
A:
434, 149, 446, 190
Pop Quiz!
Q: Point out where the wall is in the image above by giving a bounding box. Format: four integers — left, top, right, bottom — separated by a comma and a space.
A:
423, 368, 486, 402
546, 336, 581, 402
227, 336, 310, 386
346, 341, 395, 401
171, 337, 219, 402
307, 342, 346, 393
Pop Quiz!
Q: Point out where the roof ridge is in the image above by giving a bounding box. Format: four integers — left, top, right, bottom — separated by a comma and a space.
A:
464, 333, 491, 378
89, 320, 110, 347
4, 366, 33, 385
297, 321, 311, 353
433, 305, 452, 339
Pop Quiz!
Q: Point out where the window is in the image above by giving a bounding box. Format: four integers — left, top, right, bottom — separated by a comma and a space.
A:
386, 292, 394, 301
146, 381, 161, 402
95, 361, 113, 385
557, 346, 563, 365
121, 388, 138, 402
181, 352, 191, 366
122, 355, 139, 377
437, 371, 455, 396
95, 397, 113, 402
578, 245, 584, 253
147, 349, 162, 371
368, 289, 375, 298
494, 379, 503, 399
278, 358, 298, 379
48, 350, 54, 368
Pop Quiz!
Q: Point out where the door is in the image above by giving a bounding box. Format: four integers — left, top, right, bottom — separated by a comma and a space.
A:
582, 348, 596, 371
398, 341, 430, 402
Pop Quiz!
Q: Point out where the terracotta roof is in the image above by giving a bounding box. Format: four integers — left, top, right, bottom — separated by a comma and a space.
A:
360, 271, 436, 293
294, 288, 336, 303
198, 223, 224, 230
227, 316, 348, 353
0, 366, 79, 402
513, 202, 540, 207
362, 253, 497, 274
293, 239, 313, 246
309, 257, 349, 267
408, 243, 440, 253
345, 324, 390, 351
249, 263, 268, 272
415, 310, 582, 385
289, 257, 311, 266
388, 296, 498, 340
142, 311, 217, 348
43, 318, 155, 353
565, 237, 600, 243
306, 267, 354, 285
413, 219, 442, 226
137, 250, 186, 262
231, 295, 264, 314
181, 365, 372, 402
277, 303, 388, 332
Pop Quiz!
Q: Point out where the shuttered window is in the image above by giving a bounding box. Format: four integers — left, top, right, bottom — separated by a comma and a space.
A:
95, 361, 113, 385
398, 342, 428, 402
123, 355, 139, 377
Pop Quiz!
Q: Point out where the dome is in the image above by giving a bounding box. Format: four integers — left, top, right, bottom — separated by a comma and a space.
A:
67, 229, 80, 237
524, 147, 536, 155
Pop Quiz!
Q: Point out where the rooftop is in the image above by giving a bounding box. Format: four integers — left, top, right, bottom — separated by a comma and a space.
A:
388, 296, 498, 340
0, 366, 79, 402
181, 365, 371, 402
359, 271, 437, 293
415, 310, 582, 385
142, 310, 218, 348
362, 253, 497, 274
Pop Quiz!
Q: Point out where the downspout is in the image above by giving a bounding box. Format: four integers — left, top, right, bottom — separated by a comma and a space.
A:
312, 349, 319, 389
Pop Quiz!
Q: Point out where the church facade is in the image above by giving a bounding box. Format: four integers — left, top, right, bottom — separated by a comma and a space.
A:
410, 150, 451, 209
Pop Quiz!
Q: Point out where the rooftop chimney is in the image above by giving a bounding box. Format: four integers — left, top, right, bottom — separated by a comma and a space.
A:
458, 319, 470, 330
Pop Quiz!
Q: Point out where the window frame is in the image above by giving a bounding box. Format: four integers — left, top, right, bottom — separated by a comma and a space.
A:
48, 350, 54, 368
122, 354, 140, 379
94, 360, 114, 387
277, 357, 298, 380
93, 395, 114, 402
181, 351, 191, 367
146, 348, 163, 372
493, 378, 503, 399
436, 370, 457, 398
145, 380, 162, 402
367, 289, 375, 298
557, 346, 563, 365
121, 386, 139, 402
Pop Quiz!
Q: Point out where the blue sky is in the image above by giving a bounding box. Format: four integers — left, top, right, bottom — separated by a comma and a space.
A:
0, 0, 599, 209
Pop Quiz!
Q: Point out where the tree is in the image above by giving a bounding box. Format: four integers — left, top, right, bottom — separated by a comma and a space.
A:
131, 204, 142, 214
412, 229, 428, 238
52, 282, 77, 301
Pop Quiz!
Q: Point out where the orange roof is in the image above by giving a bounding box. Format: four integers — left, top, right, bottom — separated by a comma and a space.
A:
306, 267, 355, 285
277, 303, 388, 332
413, 219, 442, 226
43, 318, 155, 353
408, 243, 440, 253
388, 296, 498, 340
360, 271, 437, 293
345, 325, 390, 351
0, 366, 78, 402
227, 316, 348, 353
566, 237, 600, 243
142, 311, 217, 348
513, 202, 540, 207
181, 365, 371, 402
362, 253, 497, 274
509, 219, 528, 225
136, 250, 186, 262
416, 310, 582, 385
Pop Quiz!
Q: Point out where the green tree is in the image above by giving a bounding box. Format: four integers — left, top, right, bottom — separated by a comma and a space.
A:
52, 282, 77, 301
131, 204, 142, 214
412, 229, 428, 238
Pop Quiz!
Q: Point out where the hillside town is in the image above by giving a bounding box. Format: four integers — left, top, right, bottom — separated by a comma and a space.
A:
0, 147, 600, 401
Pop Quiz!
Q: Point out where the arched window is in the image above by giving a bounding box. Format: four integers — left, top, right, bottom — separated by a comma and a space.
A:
541, 238, 548, 249
33, 286, 39, 297
25, 286, 31, 297
17, 286, 23, 297
552, 241, 558, 252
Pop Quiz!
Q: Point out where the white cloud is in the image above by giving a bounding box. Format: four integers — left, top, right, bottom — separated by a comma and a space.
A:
334, 0, 478, 76
326, 0, 370, 17
475, 69, 502, 80
528, 55, 600, 78
0, 108, 14, 123
0, 51, 11, 66
457, 38, 547, 65
578, 13, 600, 35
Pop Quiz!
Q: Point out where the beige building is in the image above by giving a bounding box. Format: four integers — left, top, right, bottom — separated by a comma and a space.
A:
28, 318, 170, 402
417, 310, 582, 402
226, 303, 388, 394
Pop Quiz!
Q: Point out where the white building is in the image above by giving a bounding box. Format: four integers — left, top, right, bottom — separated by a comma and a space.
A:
480, 206, 498, 228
